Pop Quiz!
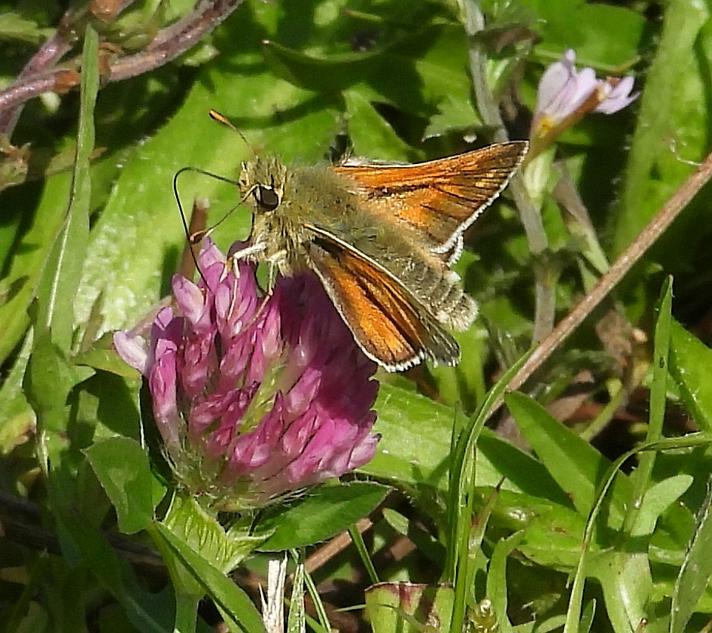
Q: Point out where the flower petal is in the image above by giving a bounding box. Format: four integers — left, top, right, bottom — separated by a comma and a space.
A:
595, 76, 639, 114
113, 330, 149, 375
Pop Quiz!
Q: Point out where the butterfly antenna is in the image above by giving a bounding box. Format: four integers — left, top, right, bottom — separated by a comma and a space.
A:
209, 109, 255, 156
173, 166, 243, 282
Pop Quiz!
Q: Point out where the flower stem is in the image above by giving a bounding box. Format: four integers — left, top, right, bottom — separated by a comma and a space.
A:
459, 0, 555, 342
506, 145, 712, 400
173, 593, 199, 633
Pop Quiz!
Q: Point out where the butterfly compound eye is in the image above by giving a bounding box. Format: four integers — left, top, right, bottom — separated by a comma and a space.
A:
253, 184, 280, 211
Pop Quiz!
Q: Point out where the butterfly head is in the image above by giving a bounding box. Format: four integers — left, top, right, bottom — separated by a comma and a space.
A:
239, 156, 288, 214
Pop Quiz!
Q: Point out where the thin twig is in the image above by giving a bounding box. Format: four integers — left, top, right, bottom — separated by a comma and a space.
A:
304, 517, 372, 574
109, 0, 244, 81
0, 21, 75, 135
0, 0, 244, 118
501, 147, 712, 402
459, 0, 555, 342
0, 71, 80, 118
148, 0, 217, 48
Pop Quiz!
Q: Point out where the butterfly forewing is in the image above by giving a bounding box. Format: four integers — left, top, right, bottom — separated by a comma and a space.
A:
306, 228, 460, 370
335, 141, 528, 254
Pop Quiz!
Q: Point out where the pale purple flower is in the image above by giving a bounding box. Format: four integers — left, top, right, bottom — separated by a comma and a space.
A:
531, 49, 638, 140
114, 240, 379, 509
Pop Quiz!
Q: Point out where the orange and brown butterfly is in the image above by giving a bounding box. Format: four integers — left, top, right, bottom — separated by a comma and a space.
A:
212, 111, 527, 371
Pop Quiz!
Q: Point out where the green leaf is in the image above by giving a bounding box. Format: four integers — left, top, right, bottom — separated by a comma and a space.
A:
622, 277, 672, 534
505, 391, 630, 523
527, 0, 646, 71
84, 437, 161, 534
563, 434, 711, 633
579, 600, 597, 633
261, 38, 385, 93
518, 503, 585, 571
476, 430, 570, 506
594, 475, 692, 633
258, 482, 389, 551
153, 495, 266, 632
35, 25, 97, 353
59, 514, 174, 633
669, 319, 712, 432
364, 384, 456, 490
612, 1, 711, 256
633, 475, 693, 539
587, 281, 676, 631
286, 558, 306, 633
14, 602, 49, 633
365, 583, 454, 633
0, 332, 34, 453
365, 383, 566, 502
343, 90, 416, 161
264, 23, 476, 122
24, 331, 91, 474
423, 95, 481, 140
671, 478, 712, 633
74, 334, 144, 379
487, 531, 525, 633
152, 522, 266, 633
0, 12, 52, 43
0, 174, 70, 365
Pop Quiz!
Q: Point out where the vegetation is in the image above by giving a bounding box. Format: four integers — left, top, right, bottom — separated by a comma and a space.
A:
1, 1, 711, 631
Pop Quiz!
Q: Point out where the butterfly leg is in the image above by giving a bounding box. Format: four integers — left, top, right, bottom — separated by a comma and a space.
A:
229, 241, 268, 263
225, 241, 267, 281
226, 247, 284, 333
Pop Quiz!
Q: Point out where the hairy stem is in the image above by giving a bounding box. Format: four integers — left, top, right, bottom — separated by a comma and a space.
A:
460, 0, 555, 341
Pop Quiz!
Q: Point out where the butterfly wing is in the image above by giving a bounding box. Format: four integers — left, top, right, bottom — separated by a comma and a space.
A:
306, 225, 460, 371
334, 141, 527, 255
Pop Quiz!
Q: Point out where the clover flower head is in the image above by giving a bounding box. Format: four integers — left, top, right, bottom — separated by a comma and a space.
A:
114, 240, 379, 510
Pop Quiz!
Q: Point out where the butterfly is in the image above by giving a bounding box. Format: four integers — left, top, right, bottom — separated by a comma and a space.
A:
218, 112, 527, 371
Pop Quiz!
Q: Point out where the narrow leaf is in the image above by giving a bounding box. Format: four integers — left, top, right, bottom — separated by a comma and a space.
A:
671, 477, 712, 633
505, 391, 630, 522
286, 557, 306, 633
624, 276, 673, 531
35, 25, 97, 351
486, 531, 524, 633
670, 319, 712, 432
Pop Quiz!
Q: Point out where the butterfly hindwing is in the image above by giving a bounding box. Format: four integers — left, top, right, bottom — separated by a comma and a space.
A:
305, 225, 460, 370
